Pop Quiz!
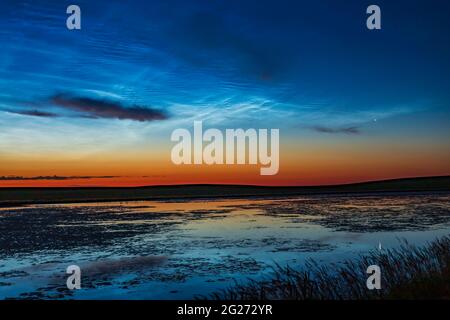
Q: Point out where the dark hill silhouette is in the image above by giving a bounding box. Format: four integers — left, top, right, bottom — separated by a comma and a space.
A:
0, 176, 449, 206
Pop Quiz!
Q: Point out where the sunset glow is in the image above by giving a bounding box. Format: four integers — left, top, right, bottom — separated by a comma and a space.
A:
0, 0, 449, 187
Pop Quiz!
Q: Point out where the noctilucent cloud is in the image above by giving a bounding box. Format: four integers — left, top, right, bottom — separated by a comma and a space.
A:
0, 0, 449, 186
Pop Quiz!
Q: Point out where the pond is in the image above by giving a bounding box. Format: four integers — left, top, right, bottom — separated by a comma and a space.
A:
0, 192, 449, 299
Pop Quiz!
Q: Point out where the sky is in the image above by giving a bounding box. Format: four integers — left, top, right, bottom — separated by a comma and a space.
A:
0, 0, 449, 187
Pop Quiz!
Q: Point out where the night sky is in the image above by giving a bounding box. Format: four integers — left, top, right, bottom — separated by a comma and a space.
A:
0, 0, 449, 186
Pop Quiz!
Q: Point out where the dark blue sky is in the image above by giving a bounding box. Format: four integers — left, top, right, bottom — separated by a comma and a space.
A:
0, 0, 449, 185
1, 1, 450, 123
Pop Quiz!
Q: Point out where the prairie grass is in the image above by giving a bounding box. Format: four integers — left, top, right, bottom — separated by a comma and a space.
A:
208, 236, 450, 300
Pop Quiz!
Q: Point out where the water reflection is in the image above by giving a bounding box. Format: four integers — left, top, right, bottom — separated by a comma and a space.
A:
0, 193, 449, 299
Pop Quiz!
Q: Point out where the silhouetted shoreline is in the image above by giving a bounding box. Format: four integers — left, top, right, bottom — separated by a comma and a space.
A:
0, 176, 449, 207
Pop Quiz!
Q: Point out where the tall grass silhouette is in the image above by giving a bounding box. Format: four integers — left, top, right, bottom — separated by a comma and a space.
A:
206, 236, 450, 300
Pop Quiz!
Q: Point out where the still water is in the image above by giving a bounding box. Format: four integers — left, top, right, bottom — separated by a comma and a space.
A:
1, 192, 449, 299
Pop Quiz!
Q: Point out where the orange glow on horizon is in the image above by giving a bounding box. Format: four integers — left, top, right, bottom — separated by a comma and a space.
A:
1, 140, 449, 187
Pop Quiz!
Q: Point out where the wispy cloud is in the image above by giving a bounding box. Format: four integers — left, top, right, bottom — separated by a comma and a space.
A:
0, 175, 120, 181
311, 126, 361, 135
5, 109, 59, 118
171, 11, 291, 82
50, 94, 169, 122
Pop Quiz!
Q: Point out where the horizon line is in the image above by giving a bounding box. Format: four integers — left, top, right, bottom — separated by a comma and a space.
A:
1, 175, 449, 189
